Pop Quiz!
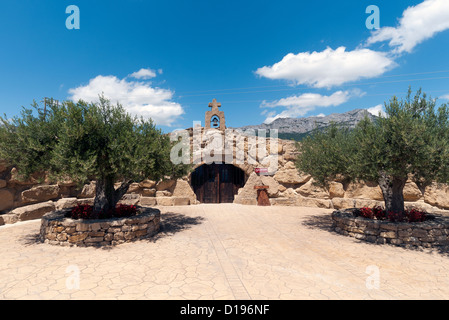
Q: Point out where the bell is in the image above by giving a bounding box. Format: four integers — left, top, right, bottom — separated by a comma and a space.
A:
212, 117, 219, 127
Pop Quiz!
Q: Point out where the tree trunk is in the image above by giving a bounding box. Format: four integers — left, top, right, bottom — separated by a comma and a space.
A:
93, 176, 132, 213
378, 172, 407, 213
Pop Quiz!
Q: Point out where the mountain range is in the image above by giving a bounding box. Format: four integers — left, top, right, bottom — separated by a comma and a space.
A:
234, 109, 378, 141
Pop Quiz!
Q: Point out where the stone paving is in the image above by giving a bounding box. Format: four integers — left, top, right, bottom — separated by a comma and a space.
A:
1, 203, 449, 300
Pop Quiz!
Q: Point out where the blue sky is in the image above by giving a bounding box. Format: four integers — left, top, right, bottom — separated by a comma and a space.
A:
1, 0, 449, 132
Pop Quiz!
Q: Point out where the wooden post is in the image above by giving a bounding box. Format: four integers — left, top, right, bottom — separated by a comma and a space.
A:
254, 185, 270, 206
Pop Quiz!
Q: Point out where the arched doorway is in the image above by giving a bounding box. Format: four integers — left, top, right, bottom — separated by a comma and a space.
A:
191, 163, 245, 203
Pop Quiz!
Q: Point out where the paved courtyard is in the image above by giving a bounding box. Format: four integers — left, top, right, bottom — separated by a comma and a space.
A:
1, 203, 449, 300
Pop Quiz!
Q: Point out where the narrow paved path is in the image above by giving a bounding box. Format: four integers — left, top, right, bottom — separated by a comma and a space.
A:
1, 204, 449, 299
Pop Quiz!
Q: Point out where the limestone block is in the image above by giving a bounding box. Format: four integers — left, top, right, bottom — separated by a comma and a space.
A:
118, 194, 140, 206
173, 197, 190, 206
270, 197, 296, 206
139, 179, 156, 189
21, 185, 60, 204
273, 168, 311, 185
344, 181, 383, 201
55, 197, 78, 210
140, 197, 157, 207
331, 198, 355, 210
296, 195, 333, 209
233, 172, 261, 202
328, 181, 345, 198
10, 201, 55, 221
78, 182, 96, 198
127, 183, 141, 194
424, 183, 449, 209
354, 199, 384, 209
156, 190, 172, 197
172, 179, 197, 204
156, 197, 174, 206
296, 178, 330, 199
403, 180, 423, 201
141, 188, 156, 197
156, 179, 176, 192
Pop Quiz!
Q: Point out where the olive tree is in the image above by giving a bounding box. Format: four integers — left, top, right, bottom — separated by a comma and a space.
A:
0, 96, 190, 213
296, 89, 449, 213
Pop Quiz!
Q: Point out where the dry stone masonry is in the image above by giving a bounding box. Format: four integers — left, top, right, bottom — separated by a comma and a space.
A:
332, 209, 449, 248
40, 206, 160, 247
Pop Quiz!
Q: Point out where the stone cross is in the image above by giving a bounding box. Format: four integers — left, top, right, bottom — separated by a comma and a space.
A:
208, 99, 221, 112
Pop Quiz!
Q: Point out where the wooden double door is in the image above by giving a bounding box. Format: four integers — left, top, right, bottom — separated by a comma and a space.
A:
191, 164, 245, 203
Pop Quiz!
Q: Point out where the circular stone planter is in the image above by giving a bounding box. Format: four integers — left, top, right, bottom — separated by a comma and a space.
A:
331, 209, 449, 248
40, 206, 160, 247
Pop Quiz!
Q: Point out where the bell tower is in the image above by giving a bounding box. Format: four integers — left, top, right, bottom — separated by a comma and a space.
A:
205, 99, 225, 130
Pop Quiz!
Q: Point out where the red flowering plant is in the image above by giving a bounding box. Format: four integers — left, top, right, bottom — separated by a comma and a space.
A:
69, 204, 138, 220
354, 206, 431, 223
406, 209, 428, 223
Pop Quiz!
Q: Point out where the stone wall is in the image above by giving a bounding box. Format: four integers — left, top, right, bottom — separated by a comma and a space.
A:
332, 209, 449, 248
40, 206, 160, 247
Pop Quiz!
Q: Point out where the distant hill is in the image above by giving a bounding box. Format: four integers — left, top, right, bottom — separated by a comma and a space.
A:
234, 109, 377, 141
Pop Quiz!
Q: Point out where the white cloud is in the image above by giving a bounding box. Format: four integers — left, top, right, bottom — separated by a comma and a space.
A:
366, 0, 449, 54
255, 47, 395, 88
315, 113, 325, 117
129, 68, 157, 80
440, 94, 449, 100
68, 74, 184, 126
367, 104, 386, 117
262, 90, 354, 123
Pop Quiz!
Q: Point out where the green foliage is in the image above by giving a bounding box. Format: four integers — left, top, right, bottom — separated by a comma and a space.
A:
0, 99, 61, 180
296, 123, 356, 185
296, 88, 449, 188
0, 96, 190, 186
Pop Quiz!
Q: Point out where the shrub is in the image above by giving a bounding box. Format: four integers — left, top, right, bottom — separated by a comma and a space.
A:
69, 204, 138, 220
354, 207, 430, 223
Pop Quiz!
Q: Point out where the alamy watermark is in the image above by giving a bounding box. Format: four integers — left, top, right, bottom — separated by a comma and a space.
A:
365, 265, 380, 290
66, 5, 80, 30
170, 123, 279, 173
66, 265, 80, 290
366, 5, 380, 30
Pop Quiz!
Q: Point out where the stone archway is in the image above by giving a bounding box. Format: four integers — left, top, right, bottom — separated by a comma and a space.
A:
190, 163, 246, 203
